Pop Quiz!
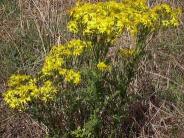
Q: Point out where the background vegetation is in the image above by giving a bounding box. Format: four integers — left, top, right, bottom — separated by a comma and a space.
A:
0, 0, 184, 137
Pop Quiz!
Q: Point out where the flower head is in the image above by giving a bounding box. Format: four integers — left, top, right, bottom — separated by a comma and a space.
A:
97, 62, 108, 72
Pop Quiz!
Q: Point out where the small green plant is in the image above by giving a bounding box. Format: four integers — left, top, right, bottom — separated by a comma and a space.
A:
3, 0, 181, 137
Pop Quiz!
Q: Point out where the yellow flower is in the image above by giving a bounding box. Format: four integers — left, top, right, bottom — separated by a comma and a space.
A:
39, 81, 57, 102
3, 74, 58, 110
42, 56, 64, 75
3, 76, 38, 110
68, 1, 181, 39
68, 21, 78, 33
42, 39, 91, 76
8, 74, 31, 87
58, 68, 67, 76
64, 69, 81, 84
97, 62, 108, 72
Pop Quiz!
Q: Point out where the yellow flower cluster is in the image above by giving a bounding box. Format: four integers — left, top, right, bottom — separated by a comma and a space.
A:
4, 39, 91, 110
36, 81, 57, 102
42, 39, 91, 84
64, 69, 81, 84
7, 74, 31, 87
68, 1, 181, 40
152, 4, 181, 27
3, 75, 57, 110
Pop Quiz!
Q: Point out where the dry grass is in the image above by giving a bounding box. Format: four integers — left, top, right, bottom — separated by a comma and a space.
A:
0, 0, 184, 137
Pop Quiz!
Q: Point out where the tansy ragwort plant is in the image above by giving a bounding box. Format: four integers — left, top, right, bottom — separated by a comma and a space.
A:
3, 0, 181, 137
